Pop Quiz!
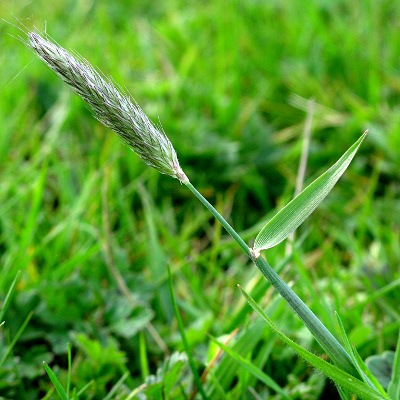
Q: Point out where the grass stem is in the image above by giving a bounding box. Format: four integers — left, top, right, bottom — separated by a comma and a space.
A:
184, 180, 252, 258
254, 256, 358, 377
185, 178, 359, 377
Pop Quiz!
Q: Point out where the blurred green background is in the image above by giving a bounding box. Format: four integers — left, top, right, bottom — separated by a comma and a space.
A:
0, 0, 399, 399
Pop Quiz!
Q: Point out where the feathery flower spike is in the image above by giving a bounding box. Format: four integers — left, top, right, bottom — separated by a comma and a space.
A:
28, 32, 187, 182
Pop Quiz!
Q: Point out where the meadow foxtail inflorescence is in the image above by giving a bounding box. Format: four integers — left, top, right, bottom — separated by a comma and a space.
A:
27, 32, 187, 183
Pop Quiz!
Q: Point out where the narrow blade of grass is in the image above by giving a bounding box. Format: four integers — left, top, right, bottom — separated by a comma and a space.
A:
238, 285, 390, 400
209, 335, 290, 399
139, 331, 150, 380
67, 343, 72, 398
138, 183, 173, 322
167, 265, 209, 400
387, 330, 400, 399
254, 131, 368, 251
0, 311, 33, 368
104, 372, 130, 400
76, 380, 95, 397
43, 362, 68, 400
0, 270, 21, 324
335, 312, 387, 395
207, 318, 269, 397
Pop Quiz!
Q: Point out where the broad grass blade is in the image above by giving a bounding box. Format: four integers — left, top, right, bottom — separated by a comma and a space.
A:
254, 131, 368, 251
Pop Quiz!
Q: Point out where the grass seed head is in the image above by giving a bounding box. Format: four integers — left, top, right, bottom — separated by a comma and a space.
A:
28, 32, 187, 182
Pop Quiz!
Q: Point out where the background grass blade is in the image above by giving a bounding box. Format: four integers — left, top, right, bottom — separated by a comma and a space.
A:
209, 335, 290, 399
67, 343, 72, 398
167, 265, 209, 400
43, 362, 69, 400
254, 131, 368, 251
0, 311, 33, 368
238, 285, 390, 400
387, 330, 400, 399
0, 270, 20, 324
335, 312, 387, 395
138, 183, 173, 322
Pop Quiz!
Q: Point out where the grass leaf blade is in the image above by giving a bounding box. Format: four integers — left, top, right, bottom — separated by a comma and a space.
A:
387, 330, 400, 399
335, 312, 387, 395
0, 270, 21, 324
209, 335, 291, 399
0, 311, 33, 368
167, 265, 209, 400
43, 362, 69, 400
254, 131, 368, 251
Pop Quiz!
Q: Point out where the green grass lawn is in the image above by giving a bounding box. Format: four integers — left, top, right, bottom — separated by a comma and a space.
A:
1, 0, 399, 398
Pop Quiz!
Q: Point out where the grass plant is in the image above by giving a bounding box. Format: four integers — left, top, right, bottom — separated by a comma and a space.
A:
1, 1, 399, 399
14, 30, 396, 399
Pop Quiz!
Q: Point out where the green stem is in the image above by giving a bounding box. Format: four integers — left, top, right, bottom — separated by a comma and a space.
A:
184, 178, 358, 377
254, 256, 357, 376
184, 181, 252, 258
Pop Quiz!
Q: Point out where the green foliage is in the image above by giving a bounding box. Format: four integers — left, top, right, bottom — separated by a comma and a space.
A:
209, 334, 291, 399
1, 0, 399, 398
139, 352, 188, 399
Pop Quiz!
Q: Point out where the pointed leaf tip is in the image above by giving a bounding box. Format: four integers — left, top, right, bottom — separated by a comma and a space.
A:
253, 132, 367, 252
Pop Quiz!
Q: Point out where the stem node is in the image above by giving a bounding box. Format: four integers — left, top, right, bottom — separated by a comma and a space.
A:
250, 248, 261, 260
